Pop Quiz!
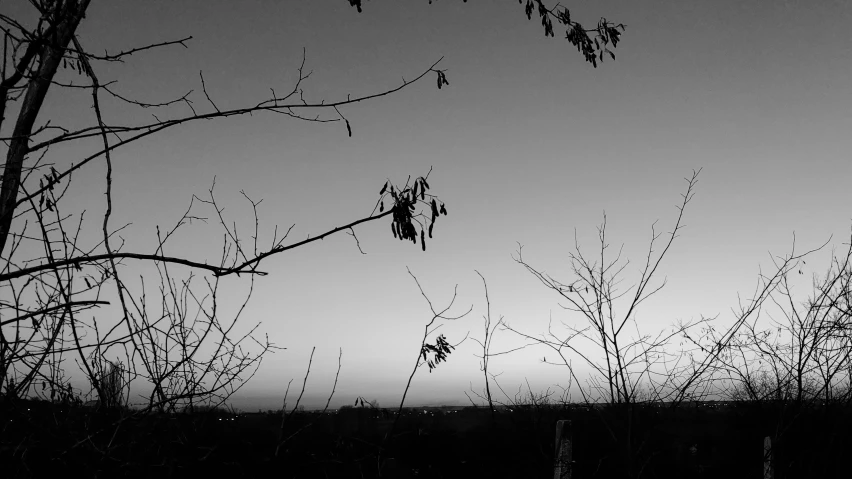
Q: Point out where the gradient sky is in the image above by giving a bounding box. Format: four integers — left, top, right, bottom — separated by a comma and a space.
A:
4, 0, 852, 410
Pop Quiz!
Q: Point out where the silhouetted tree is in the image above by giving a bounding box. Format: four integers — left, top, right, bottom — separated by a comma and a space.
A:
505, 171, 709, 478
694, 228, 852, 408
507, 171, 705, 406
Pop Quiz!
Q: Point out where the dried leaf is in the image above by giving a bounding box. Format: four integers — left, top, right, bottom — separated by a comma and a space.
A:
345, 119, 352, 137
380, 182, 387, 195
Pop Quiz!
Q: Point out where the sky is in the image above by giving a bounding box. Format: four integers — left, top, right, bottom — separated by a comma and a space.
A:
3, 0, 851, 411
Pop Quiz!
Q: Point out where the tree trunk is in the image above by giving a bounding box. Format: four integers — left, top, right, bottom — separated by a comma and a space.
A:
0, 0, 91, 257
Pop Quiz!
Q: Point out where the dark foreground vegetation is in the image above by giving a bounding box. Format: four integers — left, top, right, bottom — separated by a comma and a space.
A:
1, 398, 848, 478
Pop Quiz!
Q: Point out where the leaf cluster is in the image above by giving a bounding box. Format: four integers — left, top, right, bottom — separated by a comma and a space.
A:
436, 70, 449, 89
521, 0, 625, 67
380, 175, 447, 252
420, 333, 455, 373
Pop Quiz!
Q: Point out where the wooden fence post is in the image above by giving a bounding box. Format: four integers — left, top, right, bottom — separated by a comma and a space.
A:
763, 436, 773, 479
554, 419, 573, 479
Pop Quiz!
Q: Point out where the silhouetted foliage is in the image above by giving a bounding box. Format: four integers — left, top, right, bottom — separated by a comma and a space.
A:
384, 174, 447, 252
349, 0, 626, 68
422, 333, 455, 372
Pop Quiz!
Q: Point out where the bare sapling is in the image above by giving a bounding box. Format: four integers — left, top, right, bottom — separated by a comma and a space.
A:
378, 267, 471, 471
466, 271, 541, 422
504, 170, 711, 477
